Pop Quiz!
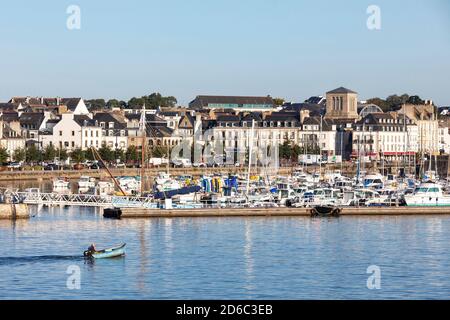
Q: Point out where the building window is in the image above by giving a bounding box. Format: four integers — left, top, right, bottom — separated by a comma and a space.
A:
59, 131, 63, 136
72, 131, 75, 136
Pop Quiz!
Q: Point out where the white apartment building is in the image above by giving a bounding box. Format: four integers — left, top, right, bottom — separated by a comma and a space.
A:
40, 113, 102, 151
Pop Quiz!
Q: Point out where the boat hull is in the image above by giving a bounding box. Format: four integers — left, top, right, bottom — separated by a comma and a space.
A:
84, 243, 126, 259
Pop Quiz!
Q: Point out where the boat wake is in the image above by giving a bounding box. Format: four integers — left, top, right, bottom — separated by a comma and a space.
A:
0, 255, 83, 266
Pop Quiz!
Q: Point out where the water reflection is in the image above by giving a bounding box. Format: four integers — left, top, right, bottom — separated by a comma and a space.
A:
244, 220, 255, 293
137, 220, 149, 293
1, 208, 450, 299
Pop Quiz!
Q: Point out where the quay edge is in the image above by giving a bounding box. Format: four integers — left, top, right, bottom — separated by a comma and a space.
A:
118, 206, 450, 218
0, 204, 29, 220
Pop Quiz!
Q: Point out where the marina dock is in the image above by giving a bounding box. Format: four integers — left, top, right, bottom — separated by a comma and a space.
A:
119, 206, 450, 218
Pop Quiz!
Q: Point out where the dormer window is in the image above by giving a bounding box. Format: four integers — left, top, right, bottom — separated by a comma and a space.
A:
100, 122, 105, 128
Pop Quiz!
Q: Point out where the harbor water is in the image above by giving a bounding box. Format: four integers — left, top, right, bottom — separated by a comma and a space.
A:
1, 207, 450, 299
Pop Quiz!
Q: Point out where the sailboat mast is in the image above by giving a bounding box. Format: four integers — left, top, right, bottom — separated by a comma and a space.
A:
139, 103, 146, 195
246, 119, 255, 196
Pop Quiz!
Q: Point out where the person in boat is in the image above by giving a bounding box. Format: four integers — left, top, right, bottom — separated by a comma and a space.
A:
88, 243, 97, 253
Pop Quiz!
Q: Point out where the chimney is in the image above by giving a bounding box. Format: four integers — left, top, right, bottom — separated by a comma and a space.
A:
300, 109, 310, 124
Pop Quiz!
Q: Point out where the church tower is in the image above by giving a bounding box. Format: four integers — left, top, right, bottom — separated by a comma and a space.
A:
324, 87, 359, 120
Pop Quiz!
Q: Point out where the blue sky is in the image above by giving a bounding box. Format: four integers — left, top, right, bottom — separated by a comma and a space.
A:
1, 0, 449, 105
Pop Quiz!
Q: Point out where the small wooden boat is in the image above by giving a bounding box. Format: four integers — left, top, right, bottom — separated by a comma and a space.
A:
83, 243, 126, 259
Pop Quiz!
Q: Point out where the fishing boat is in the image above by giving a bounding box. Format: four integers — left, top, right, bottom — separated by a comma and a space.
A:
83, 243, 126, 259
116, 176, 141, 195
78, 176, 96, 191
96, 181, 115, 196
363, 173, 384, 189
52, 177, 70, 190
404, 182, 450, 206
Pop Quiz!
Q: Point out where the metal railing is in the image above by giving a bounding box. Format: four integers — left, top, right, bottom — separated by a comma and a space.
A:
9, 191, 154, 208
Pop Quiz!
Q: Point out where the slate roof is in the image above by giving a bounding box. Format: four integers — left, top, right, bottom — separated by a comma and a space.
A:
0, 103, 17, 111
282, 103, 325, 116
93, 112, 127, 129
0, 111, 19, 122
265, 112, 299, 122
146, 126, 174, 138
327, 87, 357, 94
74, 115, 95, 126
61, 98, 82, 111
19, 112, 45, 126
216, 114, 241, 122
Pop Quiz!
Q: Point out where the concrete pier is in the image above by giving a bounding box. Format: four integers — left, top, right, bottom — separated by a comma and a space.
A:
119, 206, 450, 218
0, 204, 29, 219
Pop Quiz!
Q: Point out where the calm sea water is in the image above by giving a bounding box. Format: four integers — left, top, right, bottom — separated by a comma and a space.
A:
1, 207, 450, 300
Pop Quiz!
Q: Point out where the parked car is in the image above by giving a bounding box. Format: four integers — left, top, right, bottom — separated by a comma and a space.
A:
44, 163, 60, 171
172, 158, 192, 168
192, 162, 207, 168
73, 163, 85, 170
115, 162, 126, 168
89, 163, 100, 170
7, 162, 22, 169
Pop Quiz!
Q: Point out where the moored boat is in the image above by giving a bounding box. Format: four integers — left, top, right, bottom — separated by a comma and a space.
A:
404, 182, 450, 206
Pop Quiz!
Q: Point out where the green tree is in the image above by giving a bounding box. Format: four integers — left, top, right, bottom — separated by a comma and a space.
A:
86, 99, 106, 110
273, 97, 285, 106
26, 145, 41, 163
43, 145, 56, 161
125, 145, 140, 162
291, 144, 302, 160
70, 148, 85, 163
57, 148, 68, 161
279, 141, 292, 160
98, 145, 115, 162
84, 148, 95, 161
152, 146, 169, 158
407, 95, 425, 105
127, 97, 145, 109
114, 148, 126, 162
366, 97, 390, 112
13, 148, 25, 162
0, 147, 9, 163
127, 93, 177, 109
106, 99, 121, 109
